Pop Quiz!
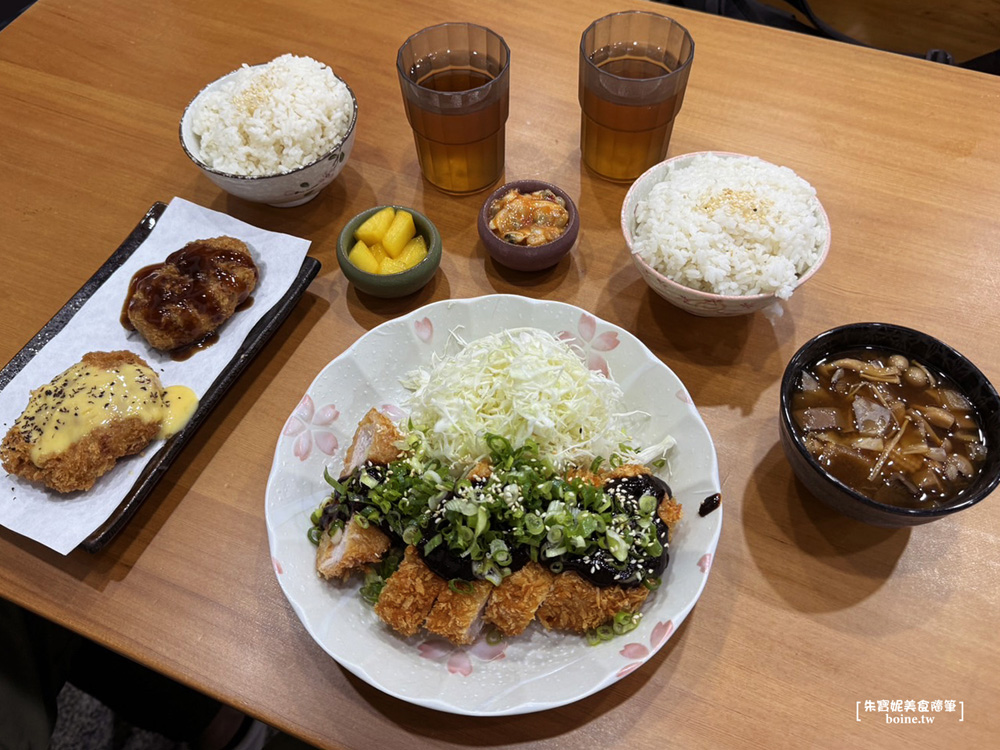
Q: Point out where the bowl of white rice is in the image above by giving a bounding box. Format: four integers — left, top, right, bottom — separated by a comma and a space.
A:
622, 152, 830, 317
180, 53, 357, 207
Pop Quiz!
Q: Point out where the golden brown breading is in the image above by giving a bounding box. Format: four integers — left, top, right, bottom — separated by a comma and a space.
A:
536, 571, 649, 633
0, 351, 164, 493
483, 561, 554, 636
600, 463, 650, 481
342, 408, 404, 476
657, 494, 683, 541
467, 458, 492, 483
315, 519, 391, 580
423, 579, 493, 645
374, 546, 446, 637
564, 467, 602, 486
123, 236, 258, 351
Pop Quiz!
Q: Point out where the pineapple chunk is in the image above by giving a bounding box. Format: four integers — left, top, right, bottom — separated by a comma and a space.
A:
347, 240, 379, 274
378, 257, 408, 275
369, 242, 389, 265
382, 211, 416, 258
355, 207, 396, 246
398, 235, 428, 269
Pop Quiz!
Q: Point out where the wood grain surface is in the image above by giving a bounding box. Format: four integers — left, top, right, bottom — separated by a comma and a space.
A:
756, 0, 1000, 62
1, 1, 999, 748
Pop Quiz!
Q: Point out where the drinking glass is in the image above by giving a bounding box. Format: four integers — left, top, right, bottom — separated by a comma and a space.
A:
579, 11, 694, 182
397, 23, 510, 194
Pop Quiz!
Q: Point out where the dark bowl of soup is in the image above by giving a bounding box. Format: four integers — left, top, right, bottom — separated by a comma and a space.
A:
779, 323, 1000, 527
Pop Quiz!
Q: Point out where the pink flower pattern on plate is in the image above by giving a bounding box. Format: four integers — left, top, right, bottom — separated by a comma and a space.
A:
417, 635, 507, 677
557, 313, 620, 376
414, 317, 433, 343
616, 619, 675, 678
698, 553, 713, 573
284, 394, 340, 461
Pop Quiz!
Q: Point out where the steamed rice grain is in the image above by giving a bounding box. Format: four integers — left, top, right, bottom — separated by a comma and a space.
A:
191, 54, 354, 177
632, 154, 826, 299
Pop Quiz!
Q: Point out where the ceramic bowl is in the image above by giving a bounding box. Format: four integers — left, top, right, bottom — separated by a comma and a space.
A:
477, 180, 580, 272
337, 206, 442, 298
179, 64, 358, 208
621, 151, 830, 317
779, 322, 1000, 527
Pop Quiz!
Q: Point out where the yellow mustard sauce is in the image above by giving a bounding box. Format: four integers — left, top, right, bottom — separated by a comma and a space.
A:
160, 385, 198, 439
14, 361, 198, 464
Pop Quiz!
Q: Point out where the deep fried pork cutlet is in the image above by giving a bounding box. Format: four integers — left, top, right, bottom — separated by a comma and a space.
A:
536, 572, 650, 633
316, 520, 391, 580
314, 409, 403, 579
342, 408, 404, 476
423, 579, 493, 645
0, 351, 192, 493
483, 561, 554, 637
374, 545, 447, 637
122, 236, 259, 351
314, 410, 684, 644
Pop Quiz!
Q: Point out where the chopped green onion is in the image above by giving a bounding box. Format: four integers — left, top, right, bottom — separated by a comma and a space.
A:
486, 433, 512, 457
423, 533, 443, 555
402, 525, 422, 545
613, 610, 641, 635
307, 526, 323, 545
448, 579, 475, 595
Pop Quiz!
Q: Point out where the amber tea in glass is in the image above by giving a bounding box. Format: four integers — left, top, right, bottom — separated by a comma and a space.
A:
579, 12, 694, 182
398, 23, 510, 194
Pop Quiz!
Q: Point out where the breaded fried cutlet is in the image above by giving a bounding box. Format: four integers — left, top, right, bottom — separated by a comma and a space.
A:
341, 408, 404, 477
123, 236, 258, 351
483, 561, 554, 636
423, 579, 493, 645
1, 351, 172, 493
657, 493, 683, 540
374, 546, 446, 637
316, 519, 391, 580
536, 571, 649, 633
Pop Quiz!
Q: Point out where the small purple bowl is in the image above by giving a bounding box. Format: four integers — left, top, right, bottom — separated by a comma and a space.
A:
477, 180, 580, 272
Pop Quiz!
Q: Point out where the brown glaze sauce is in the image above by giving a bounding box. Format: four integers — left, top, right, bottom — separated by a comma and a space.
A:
699, 493, 721, 516
121, 241, 258, 360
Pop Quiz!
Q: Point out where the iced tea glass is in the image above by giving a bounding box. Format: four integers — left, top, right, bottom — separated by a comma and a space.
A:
579, 12, 694, 182
397, 23, 510, 194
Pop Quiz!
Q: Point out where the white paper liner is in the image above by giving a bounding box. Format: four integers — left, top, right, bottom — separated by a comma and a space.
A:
0, 197, 311, 554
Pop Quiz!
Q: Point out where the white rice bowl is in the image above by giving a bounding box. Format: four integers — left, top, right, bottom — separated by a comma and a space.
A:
190, 54, 354, 177
630, 153, 827, 300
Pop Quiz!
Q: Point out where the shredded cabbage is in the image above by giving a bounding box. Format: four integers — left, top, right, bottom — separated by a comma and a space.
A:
401, 327, 655, 470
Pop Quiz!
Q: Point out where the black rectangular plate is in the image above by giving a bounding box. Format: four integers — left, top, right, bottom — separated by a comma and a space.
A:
0, 202, 321, 552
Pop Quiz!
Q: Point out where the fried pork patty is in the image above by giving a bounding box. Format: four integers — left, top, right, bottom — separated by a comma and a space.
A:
0, 351, 164, 493
123, 236, 258, 351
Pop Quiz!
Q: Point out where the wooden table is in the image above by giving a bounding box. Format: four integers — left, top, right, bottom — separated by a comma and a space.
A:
2, 1, 999, 748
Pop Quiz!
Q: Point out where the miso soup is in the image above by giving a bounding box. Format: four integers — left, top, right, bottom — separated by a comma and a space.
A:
791, 349, 986, 509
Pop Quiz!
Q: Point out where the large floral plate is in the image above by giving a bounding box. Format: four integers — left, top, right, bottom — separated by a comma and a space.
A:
265, 295, 722, 715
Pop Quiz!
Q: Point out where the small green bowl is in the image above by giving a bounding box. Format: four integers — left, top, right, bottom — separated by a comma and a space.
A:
336, 205, 442, 298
